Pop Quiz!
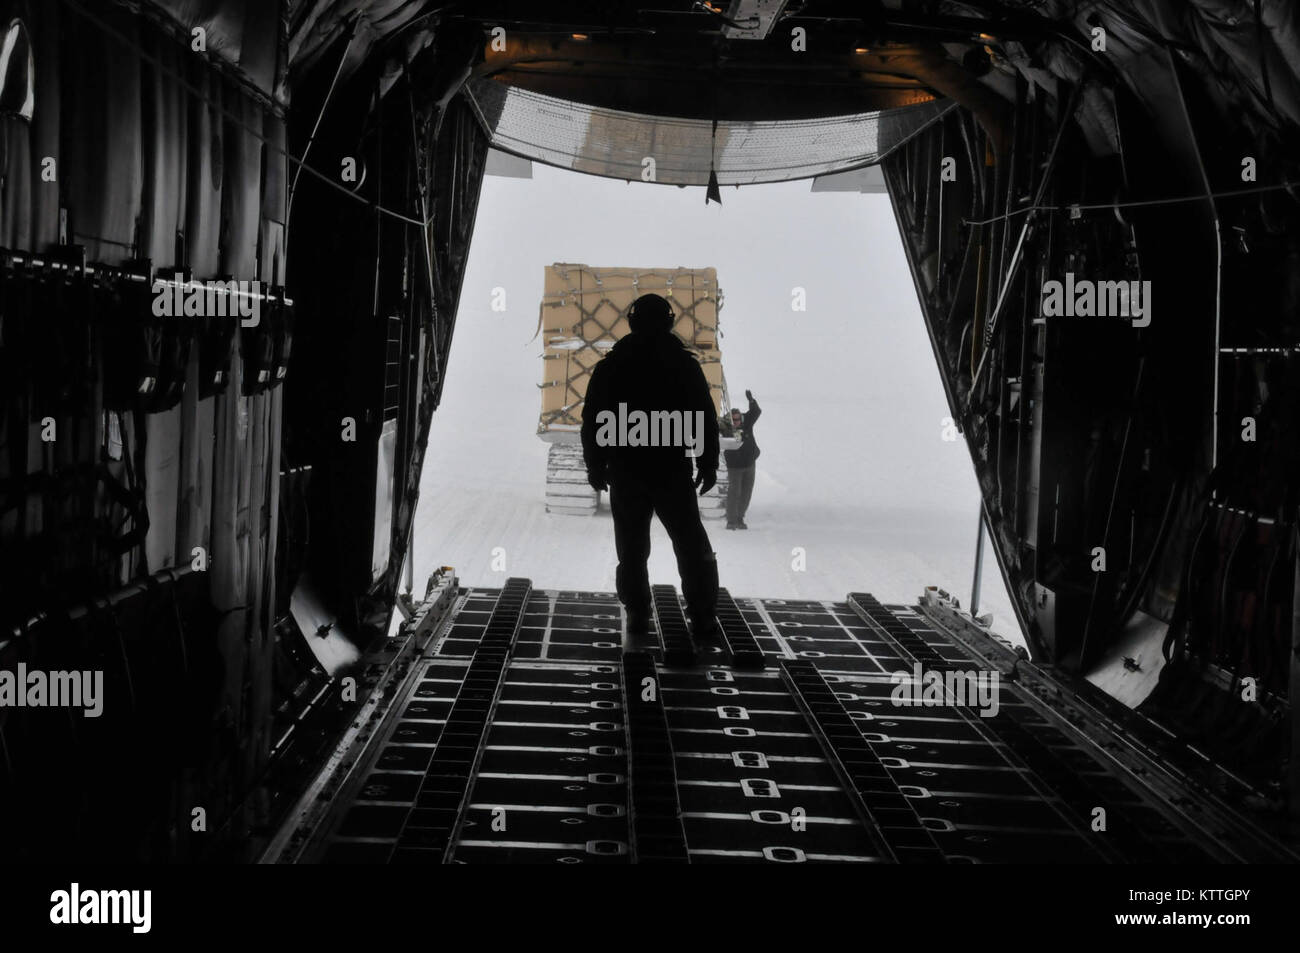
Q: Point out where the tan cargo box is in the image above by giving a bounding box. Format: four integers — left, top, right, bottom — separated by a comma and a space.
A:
538, 263, 728, 440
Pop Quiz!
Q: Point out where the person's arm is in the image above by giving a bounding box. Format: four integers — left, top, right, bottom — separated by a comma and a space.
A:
745, 389, 761, 426
581, 363, 611, 485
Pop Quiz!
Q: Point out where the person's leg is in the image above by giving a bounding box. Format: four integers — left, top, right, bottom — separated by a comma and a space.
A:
653, 473, 719, 630
738, 465, 756, 520
725, 466, 742, 526
609, 476, 654, 615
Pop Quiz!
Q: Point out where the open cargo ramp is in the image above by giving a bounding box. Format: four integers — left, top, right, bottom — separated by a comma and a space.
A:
265, 579, 1296, 864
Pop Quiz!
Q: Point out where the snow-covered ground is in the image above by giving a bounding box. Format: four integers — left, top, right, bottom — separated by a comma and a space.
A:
407, 162, 1021, 645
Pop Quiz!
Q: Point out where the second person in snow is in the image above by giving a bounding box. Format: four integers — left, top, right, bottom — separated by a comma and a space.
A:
723, 390, 761, 529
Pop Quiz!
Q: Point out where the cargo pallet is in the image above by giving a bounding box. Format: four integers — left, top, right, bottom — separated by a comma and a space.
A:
537, 264, 733, 518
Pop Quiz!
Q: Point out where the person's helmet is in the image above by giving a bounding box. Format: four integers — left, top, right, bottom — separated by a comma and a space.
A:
627, 293, 675, 334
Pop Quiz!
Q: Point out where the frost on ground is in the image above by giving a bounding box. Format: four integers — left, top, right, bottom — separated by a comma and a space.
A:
407, 164, 1022, 646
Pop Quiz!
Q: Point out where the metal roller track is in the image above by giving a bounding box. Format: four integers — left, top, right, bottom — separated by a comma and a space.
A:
781, 659, 945, 863
652, 583, 697, 666
715, 586, 766, 669
297, 578, 531, 863
621, 652, 690, 862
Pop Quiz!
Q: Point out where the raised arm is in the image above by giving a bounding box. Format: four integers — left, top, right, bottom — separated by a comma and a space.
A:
745, 389, 761, 426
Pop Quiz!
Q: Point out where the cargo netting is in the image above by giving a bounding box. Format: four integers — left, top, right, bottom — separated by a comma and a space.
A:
537, 264, 728, 436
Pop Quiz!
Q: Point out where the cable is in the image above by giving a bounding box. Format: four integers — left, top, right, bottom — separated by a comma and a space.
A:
1080, 354, 1147, 661
962, 179, 1300, 226
1112, 476, 1182, 628
285, 16, 360, 241
1240, 518, 1284, 692
162, 569, 191, 680
1162, 473, 1222, 662
1213, 507, 1254, 664
1254, 0, 1275, 113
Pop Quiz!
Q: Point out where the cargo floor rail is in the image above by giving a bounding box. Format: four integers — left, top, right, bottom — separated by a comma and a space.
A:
714, 587, 765, 669
392, 577, 531, 862
781, 659, 946, 863
652, 584, 696, 666
621, 651, 690, 862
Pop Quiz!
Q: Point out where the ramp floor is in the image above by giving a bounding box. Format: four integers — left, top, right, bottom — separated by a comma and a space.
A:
283, 582, 1279, 864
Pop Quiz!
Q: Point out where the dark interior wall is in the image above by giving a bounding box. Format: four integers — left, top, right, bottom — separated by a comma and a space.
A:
0, 0, 489, 859
882, 19, 1300, 788
284, 24, 491, 644
0, 0, 287, 859
282, 49, 398, 629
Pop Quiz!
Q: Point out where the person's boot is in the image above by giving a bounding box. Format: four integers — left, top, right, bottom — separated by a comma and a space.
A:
737, 519, 748, 529
689, 611, 722, 645
725, 521, 739, 530
625, 605, 652, 638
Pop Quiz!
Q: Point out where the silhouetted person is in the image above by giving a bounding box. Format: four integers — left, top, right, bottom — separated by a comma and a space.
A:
723, 390, 761, 529
582, 293, 721, 642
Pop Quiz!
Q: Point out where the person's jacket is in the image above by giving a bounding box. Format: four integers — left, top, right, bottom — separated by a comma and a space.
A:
581, 331, 720, 479
723, 396, 761, 468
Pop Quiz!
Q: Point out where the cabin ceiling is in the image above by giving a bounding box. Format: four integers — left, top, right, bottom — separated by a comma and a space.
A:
134, 0, 1300, 186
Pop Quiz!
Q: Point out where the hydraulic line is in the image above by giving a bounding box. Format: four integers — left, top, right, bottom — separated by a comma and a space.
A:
1163, 476, 1225, 662
1080, 356, 1146, 661
1238, 519, 1285, 694
1112, 477, 1183, 627
286, 16, 360, 255
1213, 509, 1255, 666
967, 81, 1084, 403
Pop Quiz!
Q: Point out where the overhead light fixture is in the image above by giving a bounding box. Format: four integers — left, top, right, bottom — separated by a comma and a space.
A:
854, 47, 871, 54
571, 32, 590, 41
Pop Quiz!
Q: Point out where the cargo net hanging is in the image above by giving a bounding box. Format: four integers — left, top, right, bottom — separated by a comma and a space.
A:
537, 264, 735, 517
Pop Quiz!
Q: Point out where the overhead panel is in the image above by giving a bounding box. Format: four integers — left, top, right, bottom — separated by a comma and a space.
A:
464, 77, 955, 186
